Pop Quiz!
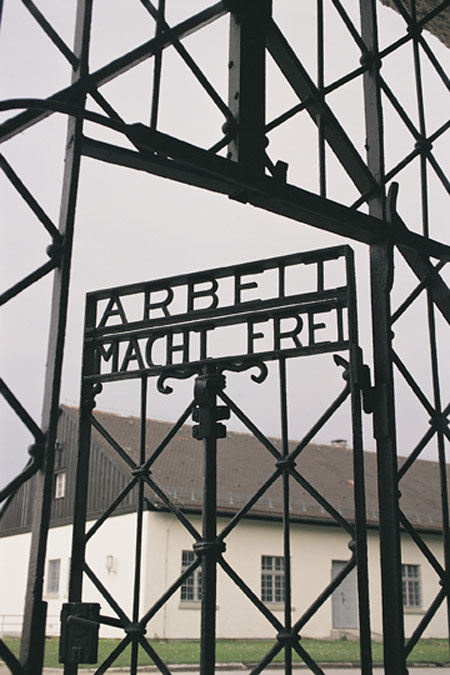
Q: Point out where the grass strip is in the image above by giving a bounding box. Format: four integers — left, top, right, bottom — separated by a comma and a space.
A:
1, 637, 449, 668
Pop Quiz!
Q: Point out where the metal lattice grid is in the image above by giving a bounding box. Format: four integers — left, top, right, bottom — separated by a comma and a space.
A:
0, 1, 449, 673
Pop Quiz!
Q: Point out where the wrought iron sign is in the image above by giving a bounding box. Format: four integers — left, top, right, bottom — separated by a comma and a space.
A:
85, 245, 356, 384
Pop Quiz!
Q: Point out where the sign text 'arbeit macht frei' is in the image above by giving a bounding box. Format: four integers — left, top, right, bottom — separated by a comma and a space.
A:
84, 246, 356, 382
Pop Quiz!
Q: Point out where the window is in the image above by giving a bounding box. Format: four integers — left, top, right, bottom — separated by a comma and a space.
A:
180, 550, 202, 602
261, 555, 285, 603
402, 564, 421, 608
54, 472, 66, 499
46, 559, 61, 595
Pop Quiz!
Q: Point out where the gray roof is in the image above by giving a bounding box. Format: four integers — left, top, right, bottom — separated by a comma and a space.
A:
62, 405, 448, 533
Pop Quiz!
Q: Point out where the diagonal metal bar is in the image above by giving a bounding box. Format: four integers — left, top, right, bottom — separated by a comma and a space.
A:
21, 0, 78, 67
289, 468, 355, 537
136, 636, 171, 675
379, 77, 420, 140
139, 0, 232, 120
94, 635, 132, 675
88, 88, 125, 123
218, 555, 284, 632
397, 422, 439, 480
0, 257, 58, 307
394, 229, 450, 324
398, 509, 445, 577
139, 556, 202, 626
405, 587, 448, 656
90, 414, 138, 470
84, 476, 139, 543
144, 400, 195, 468
0, 640, 24, 675
428, 151, 450, 195
291, 641, 325, 675
219, 469, 282, 540
392, 349, 435, 417
266, 18, 378, 198
331, 0, 367, 52
289, 382, 350, 462
250, 641, 284, 675
83, 562, 130, 625
293, 556, 356, 633
218, 390, 281, 460
266, 62, 367, 135
0, 1, 230, 142
0, 378, 44, 441
391, 259, 447, 324
142, 474, 201, 541
0, 154, 61, 240
418, 32, 450, 91
0, 456, 41, 505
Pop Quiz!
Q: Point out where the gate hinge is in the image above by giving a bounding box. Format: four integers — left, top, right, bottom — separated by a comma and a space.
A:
59, 602, 100, 665
355, 348, 376, 415
334, 350, 375, 415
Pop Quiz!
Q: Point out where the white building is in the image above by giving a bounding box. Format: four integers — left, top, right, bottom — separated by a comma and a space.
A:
0, 405, 447, 641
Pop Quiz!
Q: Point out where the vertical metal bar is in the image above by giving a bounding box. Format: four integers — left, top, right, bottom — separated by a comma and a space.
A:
150, 0, 165, 129
346, 251, 373, 675
425, 295, 450, 646
409, 0, 450, 647
64, 297, 97, 675
227, 0, 271, 182
193, 365, 222, 675
359, 1, 406, 672
317, 0, 326, 197
130, 377, 148, 674
20, 2, 93, 672
279, 358, 292, 675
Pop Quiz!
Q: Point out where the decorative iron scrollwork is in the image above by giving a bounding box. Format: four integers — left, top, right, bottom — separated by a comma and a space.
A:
220, 358, 268, 384
157, 366, 202, 394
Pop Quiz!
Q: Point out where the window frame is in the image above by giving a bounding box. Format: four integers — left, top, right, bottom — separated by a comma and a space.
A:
180, 550, 202, 603
401, 563, 422, 609
54, 471, 66, 499
46, 558, 61, 596
261, 554, 285, 604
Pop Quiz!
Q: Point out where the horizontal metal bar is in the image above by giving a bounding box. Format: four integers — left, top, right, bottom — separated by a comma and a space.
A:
116, 125, 450, 260
85, 236, 348, 302
89, 293, 347, 341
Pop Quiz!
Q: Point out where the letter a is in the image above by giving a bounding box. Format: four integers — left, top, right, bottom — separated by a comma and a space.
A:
98, 295, 128, 327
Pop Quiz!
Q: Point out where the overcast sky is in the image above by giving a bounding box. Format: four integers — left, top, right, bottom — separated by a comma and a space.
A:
1, 0, 449, 488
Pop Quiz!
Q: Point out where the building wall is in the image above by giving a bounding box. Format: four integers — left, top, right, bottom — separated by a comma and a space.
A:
0, 531, 31, 635
0, 510, 446, 640
141, 512, 447, 640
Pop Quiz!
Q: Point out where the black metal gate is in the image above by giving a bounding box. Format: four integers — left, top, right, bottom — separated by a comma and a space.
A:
1, 1, 449, 674
61, 245, 375, 673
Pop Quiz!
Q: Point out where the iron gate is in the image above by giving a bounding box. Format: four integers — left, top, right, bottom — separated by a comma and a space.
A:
1, 1, 449, 674
61, 245, 374, 673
